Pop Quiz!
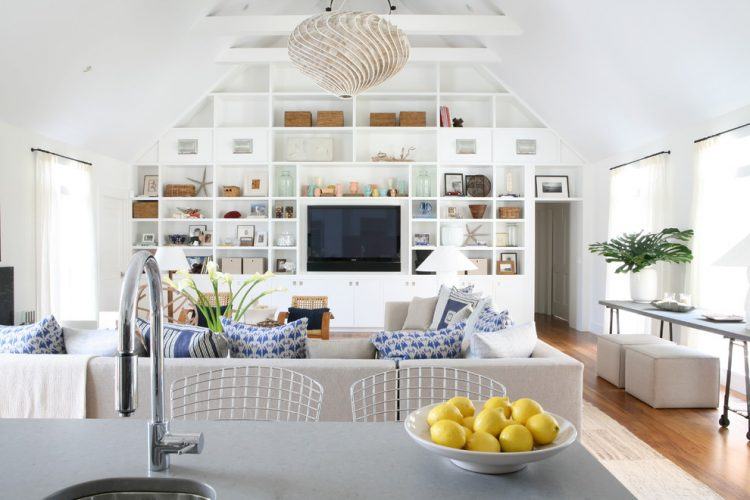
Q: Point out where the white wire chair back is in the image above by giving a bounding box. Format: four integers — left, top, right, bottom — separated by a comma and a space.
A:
350, 367, 507, 422
171, 366, 324, 422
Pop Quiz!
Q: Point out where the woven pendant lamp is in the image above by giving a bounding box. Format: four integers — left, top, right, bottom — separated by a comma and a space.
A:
288, 11, 410, 98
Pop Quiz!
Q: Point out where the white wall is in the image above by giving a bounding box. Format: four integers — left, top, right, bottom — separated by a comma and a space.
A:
0, 119, 129, 324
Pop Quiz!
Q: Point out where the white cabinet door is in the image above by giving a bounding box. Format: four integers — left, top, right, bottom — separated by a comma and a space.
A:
383, 278, 417, 303
296, 278, 355, 328
353, 278, 384, 328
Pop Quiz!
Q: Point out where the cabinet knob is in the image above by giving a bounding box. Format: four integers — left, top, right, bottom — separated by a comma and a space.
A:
299, 281, 303, 286
349, 281, 353, 286
355, 281, 359, 286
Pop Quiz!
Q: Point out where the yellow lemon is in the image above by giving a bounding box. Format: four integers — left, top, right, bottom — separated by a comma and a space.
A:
472, 409, 507, 436
510, 398, 543, 425
483, 396, 512, 418
427, 403, 464, 427
463, 416, 475, 429
448, 396, 475, 417
525, 413, 560, 445
461, 425, 474, 442
430, 420, 466, 449
466, 431, 501, 453
499, 424, 534, 452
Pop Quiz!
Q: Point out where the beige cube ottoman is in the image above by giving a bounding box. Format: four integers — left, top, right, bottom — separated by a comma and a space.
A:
624, 344, 720, 408
597, 334, 670, 388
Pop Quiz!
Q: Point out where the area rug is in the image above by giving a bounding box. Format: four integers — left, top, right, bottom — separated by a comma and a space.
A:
581, 402, 721, 499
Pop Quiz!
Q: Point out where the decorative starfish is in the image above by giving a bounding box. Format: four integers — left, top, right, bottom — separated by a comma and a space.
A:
187, 167, 213, 197
463, 224, 489, 246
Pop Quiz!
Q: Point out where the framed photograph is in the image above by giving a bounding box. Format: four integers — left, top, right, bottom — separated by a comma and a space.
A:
239, 237, 254, 247
237, 225, 255, 242
249, 203, 267, 218
535, 175, 570, 199
255, 231, 267, 247
413, 233, 430, 246
444, 173, 464, 196
275, 258, 288, 273
497, 260, 516, 275
455, 139, 477, 155
500, 252, 518, 273
142, 175, 159, 197
141, 233, 155, 245
274, 206, 284, 219
284, 206, 295, 218
447, 206, 459, 219
232, 138, 253, 155
177, 139, 198, 155
516, 139, 537, 155
186, 256, 208, 274
189, 224, 207, 246
244, 172, 268, 197
201, 233, 212, 245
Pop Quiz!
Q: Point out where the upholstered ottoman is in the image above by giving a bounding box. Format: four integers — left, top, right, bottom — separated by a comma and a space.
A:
597, 334, 670, 388
624, 344, 720, 408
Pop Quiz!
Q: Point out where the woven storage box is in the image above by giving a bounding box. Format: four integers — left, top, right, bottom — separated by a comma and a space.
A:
164, 184, 196, 197
285, 111, 312, 127
222, 186, 241, 197
132, 201, 158, 219
498, 206, 522, 219
370, 113, 397, 127
399, 111, 426, 127
316, 111, 344, 127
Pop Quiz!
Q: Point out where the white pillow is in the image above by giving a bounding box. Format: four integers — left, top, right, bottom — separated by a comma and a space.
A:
402, 296, 439, 330
63, 327, 119, 356
466, 322, 537, 359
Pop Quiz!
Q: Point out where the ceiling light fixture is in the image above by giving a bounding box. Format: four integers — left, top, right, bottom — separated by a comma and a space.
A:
287, 3, 409, 99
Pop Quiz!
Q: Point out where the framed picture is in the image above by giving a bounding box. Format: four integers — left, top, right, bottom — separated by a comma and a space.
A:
141, 233, 155, 245
244, 173, 268, 197
189, 224, 208, 246
535, 175, 570, 199
249, 203, 267, 218
455, 139, 477, 155
275, 258, 287, 273
142, 175, 159, 197
186, 256, 209, 274
413, 233, 430, 246
274, 206, 284, 219
444, 173, 464, 196
284, 206, 295, 218
447, 206, 459, 219
237, 225, 255, 242
232, 138, 253, 155
255, 231, 267, 247
177, 139, 198, 155
497, 260, 516, 275
516, 139, 537, 155
500, 252, 518, 273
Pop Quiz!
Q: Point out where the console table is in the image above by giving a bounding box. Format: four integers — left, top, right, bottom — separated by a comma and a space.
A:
599, 300, 749, 440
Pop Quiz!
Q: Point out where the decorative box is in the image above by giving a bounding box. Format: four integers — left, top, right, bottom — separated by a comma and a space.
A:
498, 207, 522, 219
164, 184, 196, 197
370, 113, 397, 127
242, 257, 266, 274
220, 257, 242, 274
284, 111, 312, 127
222, 186, 241, 197
316, 111, 344, 127
465, 258, 489, 275
399, 111, 426, 127
132, 201, 158, 219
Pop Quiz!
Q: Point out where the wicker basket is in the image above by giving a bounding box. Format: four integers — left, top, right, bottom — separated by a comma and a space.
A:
222, 186, 241, 197
285, 111, 312, 127
316, 111, 344, 127
132, 201, 158, 219
498, 206, 522, 219
399, 111, 426, 127
164, 184, 196, 197
370, 113, 397, 127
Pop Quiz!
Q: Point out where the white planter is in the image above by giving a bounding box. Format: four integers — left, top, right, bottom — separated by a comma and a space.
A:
441, 225, 465, 247
630, 268, 658, 303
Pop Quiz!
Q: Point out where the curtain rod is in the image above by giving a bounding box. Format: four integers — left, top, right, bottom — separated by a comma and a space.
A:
610, 150, 670, 171
694, 122, 750, 144
30, 148, 92, 166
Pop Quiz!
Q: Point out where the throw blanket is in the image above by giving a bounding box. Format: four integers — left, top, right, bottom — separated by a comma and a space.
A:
0, 354, 94, 418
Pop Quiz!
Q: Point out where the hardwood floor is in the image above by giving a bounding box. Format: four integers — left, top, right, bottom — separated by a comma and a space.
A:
535, 314, 750, 500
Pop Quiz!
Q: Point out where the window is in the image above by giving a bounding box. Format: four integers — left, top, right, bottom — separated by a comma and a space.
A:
35, 151, 97, 320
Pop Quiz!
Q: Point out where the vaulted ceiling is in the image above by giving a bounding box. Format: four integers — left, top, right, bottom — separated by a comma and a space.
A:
1, 0, 749, 163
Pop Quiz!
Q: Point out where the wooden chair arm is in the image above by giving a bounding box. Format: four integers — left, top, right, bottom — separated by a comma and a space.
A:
321, 312, 331, 340
277, 311, 289, 323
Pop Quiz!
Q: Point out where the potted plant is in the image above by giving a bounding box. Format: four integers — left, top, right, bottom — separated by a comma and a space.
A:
163, 261, 281, 334
589, 228, 694, 302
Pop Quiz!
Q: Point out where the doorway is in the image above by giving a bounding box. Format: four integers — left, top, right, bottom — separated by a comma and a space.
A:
535, 203, 570, 322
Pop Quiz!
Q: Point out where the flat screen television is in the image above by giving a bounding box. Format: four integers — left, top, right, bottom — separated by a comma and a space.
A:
307, 206, 401, 272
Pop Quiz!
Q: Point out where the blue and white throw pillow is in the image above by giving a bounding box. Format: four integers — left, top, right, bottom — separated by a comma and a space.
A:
370, 322, 465, 361
473, 306, 513, 333
136, 318, 228, 358
221, 317, 308, 359
430, 285, 488, 330
0, 315, 66, 354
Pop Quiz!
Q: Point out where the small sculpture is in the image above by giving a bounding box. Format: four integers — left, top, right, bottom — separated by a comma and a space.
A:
175, 208, 203, 219
371, 146, 416, 162
463, 224, 489, 246
186, 167, 213, 197
452, 117, 464, 128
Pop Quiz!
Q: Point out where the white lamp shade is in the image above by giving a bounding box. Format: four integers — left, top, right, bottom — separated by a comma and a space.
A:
715, 233, 750, 266
417, 246, 477, 274
154, 247, 188, 272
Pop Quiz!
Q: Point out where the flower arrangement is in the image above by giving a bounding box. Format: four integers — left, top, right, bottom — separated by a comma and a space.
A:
163, 261, 281, 333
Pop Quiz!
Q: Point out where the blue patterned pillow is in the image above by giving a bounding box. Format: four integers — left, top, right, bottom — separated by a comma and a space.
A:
136, 319, 228, 358
370, 322, 465, 360
473, 306, 513, 333
221, 317, 308, 359
0, 315, 66, 354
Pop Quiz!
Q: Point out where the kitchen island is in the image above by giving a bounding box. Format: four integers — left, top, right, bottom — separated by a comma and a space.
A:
0, 419, 633, 499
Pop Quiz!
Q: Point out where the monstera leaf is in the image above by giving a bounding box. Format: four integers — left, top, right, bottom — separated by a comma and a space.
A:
589, 228, 694, 273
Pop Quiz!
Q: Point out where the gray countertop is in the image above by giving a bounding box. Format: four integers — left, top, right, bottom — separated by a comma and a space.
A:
0, 419, 633, 500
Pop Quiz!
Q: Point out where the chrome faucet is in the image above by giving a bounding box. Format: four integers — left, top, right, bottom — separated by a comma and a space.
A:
116, 251, 204, 472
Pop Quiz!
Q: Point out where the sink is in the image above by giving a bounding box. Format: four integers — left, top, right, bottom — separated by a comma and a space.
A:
44, 477, 216, 500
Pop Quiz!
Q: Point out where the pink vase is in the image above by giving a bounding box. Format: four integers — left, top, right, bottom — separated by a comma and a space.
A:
349, 181, 359, 195
335, 184, 343, 197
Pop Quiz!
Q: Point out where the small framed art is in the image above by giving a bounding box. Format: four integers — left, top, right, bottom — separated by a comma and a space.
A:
177, 139, 198, 155
236, 225, 255, 244
232, 139, 253, 155
497, 260, 516, 275
500, 252, 518, 274
142, 175, 159, 197
455, 139, 477, 155
413, 233, 430, 246
535, 175, 570, 199
444, 173, 464, 196
141, 233, 155, 245
244, 173, 268, 197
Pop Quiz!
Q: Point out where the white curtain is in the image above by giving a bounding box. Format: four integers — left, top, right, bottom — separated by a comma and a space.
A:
604, 153, 668, 333
689, 133, 750, 362
36, 152, 98, 320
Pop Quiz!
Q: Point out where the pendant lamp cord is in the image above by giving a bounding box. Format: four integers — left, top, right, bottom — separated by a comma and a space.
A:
326, 1, 396, 13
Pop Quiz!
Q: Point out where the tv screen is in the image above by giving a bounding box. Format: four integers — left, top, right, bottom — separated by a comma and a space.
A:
307, 206, 401, 272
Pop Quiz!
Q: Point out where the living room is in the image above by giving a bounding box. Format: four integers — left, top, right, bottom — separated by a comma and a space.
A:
0, 1, 748, 499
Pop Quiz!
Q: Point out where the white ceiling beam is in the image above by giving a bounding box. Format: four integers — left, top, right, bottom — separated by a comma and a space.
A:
196, 15, 522, 37
217, 47, 501, 64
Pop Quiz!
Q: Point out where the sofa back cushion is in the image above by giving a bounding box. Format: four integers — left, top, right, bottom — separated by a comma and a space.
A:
0, 315, 65, 354
370, 322, 465, 360
467, 322, 537, 359
222, 317, 308, 359
306, 338, 375, 359
136, 319, 228, 358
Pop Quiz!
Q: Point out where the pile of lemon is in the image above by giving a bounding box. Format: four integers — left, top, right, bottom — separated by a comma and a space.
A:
427, 396, 559, 452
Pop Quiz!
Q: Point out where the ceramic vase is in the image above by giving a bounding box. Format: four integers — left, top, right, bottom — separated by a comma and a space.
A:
335, 184, 343, 197
349, 181, 359, 195
630, 268, 658, 303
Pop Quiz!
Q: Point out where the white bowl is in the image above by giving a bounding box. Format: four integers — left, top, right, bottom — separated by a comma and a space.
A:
404, 402, 577, 474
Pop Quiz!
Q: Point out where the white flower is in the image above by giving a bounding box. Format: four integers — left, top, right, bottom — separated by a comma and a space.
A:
206, 261, 219, 281
217, 272, 232, 285
176, 277, 194, 292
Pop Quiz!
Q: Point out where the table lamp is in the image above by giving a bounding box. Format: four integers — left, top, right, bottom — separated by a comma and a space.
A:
416, 246, 477, 285
154, 247, 189, 321
715, 233, 750, 330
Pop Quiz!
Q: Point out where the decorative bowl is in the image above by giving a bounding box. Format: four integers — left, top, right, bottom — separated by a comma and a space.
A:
468, 204, 487, 219
650, 300, 694, 313
404, 402, 577, 474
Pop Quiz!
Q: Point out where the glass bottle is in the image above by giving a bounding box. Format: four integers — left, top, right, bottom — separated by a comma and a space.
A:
507, 223, 518, 247
278, 170, 294, 197
416, 170, 431, 197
